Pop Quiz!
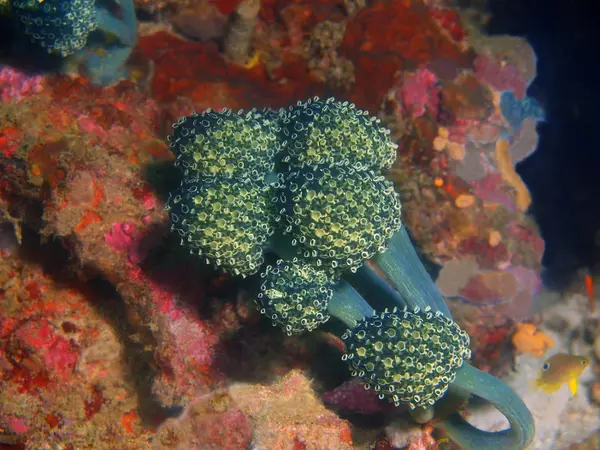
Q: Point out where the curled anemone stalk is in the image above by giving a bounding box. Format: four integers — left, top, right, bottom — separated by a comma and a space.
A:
165, 97, 535, 450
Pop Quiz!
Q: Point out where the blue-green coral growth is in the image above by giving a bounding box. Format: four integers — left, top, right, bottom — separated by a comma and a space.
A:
342, 306, 471, 409
8, 0, 137, 85
275, 166, 401, 273
165, 97, 535, 450
257, 259, 334, 335
167, 174, 273, 277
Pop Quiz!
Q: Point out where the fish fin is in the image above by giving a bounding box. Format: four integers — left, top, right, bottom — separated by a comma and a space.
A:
533, 377, 561, 394
539, 383, 557, 394
568, 377, 578, 396
532, 377, 552, 394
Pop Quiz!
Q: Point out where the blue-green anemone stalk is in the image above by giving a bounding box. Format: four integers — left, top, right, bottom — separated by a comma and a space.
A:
326, 279, 375, 328
334, 303, 534, 450
438, 363, 535, 450
330, 226, 534, 449
374, 225, 452, 318
165, 97, 535, 450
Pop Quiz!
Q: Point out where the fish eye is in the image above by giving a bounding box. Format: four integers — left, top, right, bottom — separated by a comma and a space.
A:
542, 363, 549, 370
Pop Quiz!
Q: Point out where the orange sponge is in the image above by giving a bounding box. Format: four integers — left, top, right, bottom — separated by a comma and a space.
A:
512, 323, 553, 357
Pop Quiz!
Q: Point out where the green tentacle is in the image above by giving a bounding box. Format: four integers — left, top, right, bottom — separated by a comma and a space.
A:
374, 226, 452, 318
436, 362, 535, 450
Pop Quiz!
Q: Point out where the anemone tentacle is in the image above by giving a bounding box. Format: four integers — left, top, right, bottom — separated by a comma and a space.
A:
341, 306, 471, 409
257, 258, 334, 335
374, 226, 452, 318
344, 263, 406, 311
437, 363, 535, 450
327, 280, 375, 328
165, 99, 536, 450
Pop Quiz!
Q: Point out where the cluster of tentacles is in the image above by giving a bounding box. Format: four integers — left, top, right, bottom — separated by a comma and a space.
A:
4, 0, 137, 85
166, 97, 535, 450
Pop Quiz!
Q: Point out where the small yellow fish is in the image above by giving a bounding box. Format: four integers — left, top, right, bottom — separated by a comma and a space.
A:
535, 353, 591, 395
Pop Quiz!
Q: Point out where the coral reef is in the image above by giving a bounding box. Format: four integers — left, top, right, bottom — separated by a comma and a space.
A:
0, 66, 44, 103
379, 22, 545, 371
0, 244, 151, 448
0, 0, 559, 448
229, 370, 357, 450
154, 390, 252, 449
466, 293, 600, 449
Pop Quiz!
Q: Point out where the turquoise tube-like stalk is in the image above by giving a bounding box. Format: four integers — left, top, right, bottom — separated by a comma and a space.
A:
83, 0, 138, 85
327, 280, 375, 328
436, 363, 535, 450
374, 225, 452, 318
265, 231, 305, 261
368, 226, 534, 450
96, 0, 137, 48
344, 264, 406, 312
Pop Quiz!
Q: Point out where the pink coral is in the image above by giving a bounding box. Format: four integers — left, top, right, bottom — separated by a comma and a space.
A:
104, 221, 155, 264
507, 220, 545, 256
5, 415, 28, 434
0, 65, 44, 103
160, 313, 219, 370
105, 222, 138, 258
124, 267, 224, 406
0, 126, 24, 159
474, 55, 527, 99
430, 7, 466, 42
152, 310, 222, 404
154, 390, 252, 450
0, 258, 160, 447
322, 377, 396, 415
469, 172, 517, 210
457, 236, 510, 270
77, 115, 110, 141
397, 68, 440, 118
13, 319, 80, 379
